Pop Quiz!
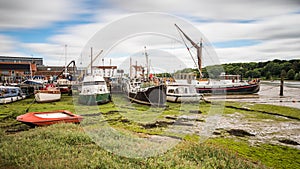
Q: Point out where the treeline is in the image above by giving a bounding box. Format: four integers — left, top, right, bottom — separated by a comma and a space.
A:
176, 59, 300, 80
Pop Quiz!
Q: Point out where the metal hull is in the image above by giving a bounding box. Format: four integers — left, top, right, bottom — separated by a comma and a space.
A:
78, 93, 111, 105
128, 85, 166, 107
196, 83, 260, 95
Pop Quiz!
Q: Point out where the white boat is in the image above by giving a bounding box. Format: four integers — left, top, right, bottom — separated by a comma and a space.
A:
55, 79, 72, 94
0, 86, 26, 104
78, 75, 111, 105
166, 84, 203, 103
35, 84, 61, 103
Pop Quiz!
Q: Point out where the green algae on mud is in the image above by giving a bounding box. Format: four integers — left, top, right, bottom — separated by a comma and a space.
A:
0, 95, 300, 168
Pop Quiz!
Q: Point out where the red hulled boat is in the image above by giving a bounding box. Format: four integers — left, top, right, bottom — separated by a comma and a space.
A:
16, 110, 83, 126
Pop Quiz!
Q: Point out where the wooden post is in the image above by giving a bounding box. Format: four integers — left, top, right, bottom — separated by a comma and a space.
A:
280, 70, 286, 96
280, 78, 284, 96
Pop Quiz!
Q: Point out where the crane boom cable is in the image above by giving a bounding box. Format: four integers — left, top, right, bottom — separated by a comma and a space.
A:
175, 24, 202, 77
176, 27, 199, 71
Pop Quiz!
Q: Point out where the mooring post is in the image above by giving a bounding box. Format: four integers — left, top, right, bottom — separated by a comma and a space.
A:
280, 70, 286, 96
280, 78, 284, 96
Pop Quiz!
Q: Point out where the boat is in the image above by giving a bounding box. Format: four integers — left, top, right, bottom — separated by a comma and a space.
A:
16, 110, 83, 126
175, 24, 260, 95
125, 77, 167, 107
0, 86, 26, 104
124, 47, 167, 107
35, 84, 61, 102
78, 75, 111, 105
166, 84, 203, 102
55, 60, 77, 94
55, 78, 72, 94
193, 74, 260, 95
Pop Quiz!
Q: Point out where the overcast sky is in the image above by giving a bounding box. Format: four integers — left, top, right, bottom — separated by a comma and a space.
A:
0, 0, 300, 70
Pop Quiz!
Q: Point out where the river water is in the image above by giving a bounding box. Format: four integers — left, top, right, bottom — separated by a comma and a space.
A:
205, 80, 300, 109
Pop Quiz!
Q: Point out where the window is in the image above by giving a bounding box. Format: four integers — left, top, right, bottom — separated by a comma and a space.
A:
168, 89, 175, 94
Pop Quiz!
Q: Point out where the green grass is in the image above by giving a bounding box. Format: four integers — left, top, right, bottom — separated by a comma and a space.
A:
224, 101, 300, 120
0, 123, 262, 169
208, 138, 300, 169
1, 95, 300, 168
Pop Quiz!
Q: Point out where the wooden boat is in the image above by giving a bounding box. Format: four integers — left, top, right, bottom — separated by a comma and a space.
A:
166, 84, 203, 102
0, 86, 26, 104
16, 110, 83, 126
35, 84, 61, 102
193, 75, 260, 95
78, 75, 111, 105
175, 24, 260, 95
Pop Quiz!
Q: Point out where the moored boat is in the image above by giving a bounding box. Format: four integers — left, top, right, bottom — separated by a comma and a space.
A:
16, 110, 83, 126
126, 78, 167, 107
35, 84, 61, 102
55, 78, 72, 94
193, 74, 260, 95
0, 86, 26, 104
175, 24, 260, 95
166, 84, 203, 102
78, 75, 111, 105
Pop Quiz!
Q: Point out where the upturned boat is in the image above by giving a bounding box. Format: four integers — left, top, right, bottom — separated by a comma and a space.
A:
16, 110, 83, 126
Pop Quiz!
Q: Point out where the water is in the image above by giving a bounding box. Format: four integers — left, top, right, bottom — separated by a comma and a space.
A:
205, 81, 300, 109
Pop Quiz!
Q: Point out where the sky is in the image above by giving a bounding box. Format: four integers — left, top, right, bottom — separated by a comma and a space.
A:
0, 0, 300, 71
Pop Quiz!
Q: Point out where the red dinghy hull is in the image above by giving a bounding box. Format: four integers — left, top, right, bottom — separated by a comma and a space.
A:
16, 110, 83, 126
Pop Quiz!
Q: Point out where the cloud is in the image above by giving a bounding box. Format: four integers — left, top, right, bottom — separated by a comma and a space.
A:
109, 0, 300, 20
0, 35, 18, 52
0, 0, 299, 67
0, 0, 86, 30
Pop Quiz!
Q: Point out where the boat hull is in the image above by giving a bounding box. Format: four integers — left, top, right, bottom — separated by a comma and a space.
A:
16, 110, 83, 126
78, 93, 111, 105
0, 86, 26, 104
128, 85, 167, 107
196, 83, 260, 95
0, 95, 26, 104
35, 91, 61, 103
166, 94, 202, 103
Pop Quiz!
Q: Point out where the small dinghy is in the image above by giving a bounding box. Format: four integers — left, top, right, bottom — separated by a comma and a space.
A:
16, 110, 83, 126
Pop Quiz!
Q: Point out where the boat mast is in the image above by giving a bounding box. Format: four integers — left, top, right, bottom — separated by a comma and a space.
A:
144, 46, 149, 80
64, 44, 68, 75
174, 24, 203, 78
90, 47, 93, 75
130, 57, 132, 79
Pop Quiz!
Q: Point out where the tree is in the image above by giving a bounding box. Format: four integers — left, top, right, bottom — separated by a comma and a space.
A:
265, 71, 272, 80
281, 62, 292, 72
286, 69, 295, 80
295, 73, 300, 80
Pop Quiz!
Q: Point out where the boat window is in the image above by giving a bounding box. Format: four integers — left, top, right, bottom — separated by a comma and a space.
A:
184, 88, 188, 93
11, 89, 17, 94
168, 89, 175, 94
83, 81, 105, 85
3, 89, 9, 94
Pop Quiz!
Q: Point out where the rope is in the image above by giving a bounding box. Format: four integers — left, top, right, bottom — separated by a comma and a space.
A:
176, 28, 199, 71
